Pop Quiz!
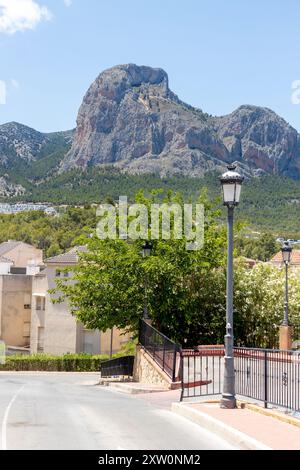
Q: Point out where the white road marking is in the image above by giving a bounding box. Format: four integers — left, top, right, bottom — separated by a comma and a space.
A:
1, 385, 25, 450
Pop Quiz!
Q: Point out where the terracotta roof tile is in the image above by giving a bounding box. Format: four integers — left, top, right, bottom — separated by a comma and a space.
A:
271, 250, 300, 265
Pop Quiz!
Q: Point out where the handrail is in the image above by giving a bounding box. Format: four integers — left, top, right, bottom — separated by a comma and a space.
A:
139, 319, 181, 382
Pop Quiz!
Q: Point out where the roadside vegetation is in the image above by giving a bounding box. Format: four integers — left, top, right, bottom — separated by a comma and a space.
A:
53, 191, 300, 349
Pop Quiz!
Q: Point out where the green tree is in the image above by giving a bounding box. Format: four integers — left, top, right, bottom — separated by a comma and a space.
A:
236, 232, 279, 261
54, 191, 227, 346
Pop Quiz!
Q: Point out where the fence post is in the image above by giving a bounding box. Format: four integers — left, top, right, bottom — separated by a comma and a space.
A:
264, 350, 268, 409
172, 344, 177, 383
162, 337, 166, 372
180, 351, 184, 401
138, 319, 142, 345
139, 319, 145, 347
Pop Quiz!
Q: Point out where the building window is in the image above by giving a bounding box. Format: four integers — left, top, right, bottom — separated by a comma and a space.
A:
55, 269, 61, 277
36, 296, 46, 311
83, 330, 94, 354
24, 293, 31, 309
23, 322, 31, 338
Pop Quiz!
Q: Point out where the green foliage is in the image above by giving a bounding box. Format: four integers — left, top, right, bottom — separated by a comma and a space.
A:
2, 167, 300, 234
51, 190, 300, 350
234, 262, 300, 348
0, 206, 96, 257
54, 190, 228, 346
236, 232, 280, 261
0, 353, 111, 372
114, 340, 137, 357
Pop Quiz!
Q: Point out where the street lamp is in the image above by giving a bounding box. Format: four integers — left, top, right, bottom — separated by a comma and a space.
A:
220, 163, 244, 409
281, 242, 292, 327
142, 241, 152, 320
142, 240, 152, 258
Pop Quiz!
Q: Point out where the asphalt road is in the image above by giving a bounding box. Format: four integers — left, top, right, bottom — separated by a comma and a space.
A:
0, 372, 234, 450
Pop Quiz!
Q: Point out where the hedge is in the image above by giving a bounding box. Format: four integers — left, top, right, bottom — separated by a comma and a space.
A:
0, 353, 113, 372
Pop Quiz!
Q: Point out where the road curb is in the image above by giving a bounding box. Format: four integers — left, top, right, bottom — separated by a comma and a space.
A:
237, 401, 300, 429
105, 382, 169, 394
171, 402, 271, 450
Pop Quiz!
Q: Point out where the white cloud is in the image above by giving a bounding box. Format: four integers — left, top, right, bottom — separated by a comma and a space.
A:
0, 0, 52, 35
11, 78, 20, 89
0, 80, 6, 104
64, 0, 72, 7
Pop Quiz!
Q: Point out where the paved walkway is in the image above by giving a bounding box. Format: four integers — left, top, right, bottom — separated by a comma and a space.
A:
185, 402, 300, 450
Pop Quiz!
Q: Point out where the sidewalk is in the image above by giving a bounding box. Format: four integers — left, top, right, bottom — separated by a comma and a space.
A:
99, 380, 170, 394
172, 401, 300, 450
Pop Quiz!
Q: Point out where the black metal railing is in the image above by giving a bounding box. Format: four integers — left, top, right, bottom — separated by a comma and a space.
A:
235, 347, 300, 411
100, 355, 135, 378
139, 320, 181, 382
180, 347, 224, 400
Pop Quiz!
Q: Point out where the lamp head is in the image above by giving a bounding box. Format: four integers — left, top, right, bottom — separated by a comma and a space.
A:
281, 242, 292, 264
142, 240, 152, 257
220, 163, 244, 206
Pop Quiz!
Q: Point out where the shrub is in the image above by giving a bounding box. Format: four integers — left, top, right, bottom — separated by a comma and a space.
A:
0, 353, 113, 372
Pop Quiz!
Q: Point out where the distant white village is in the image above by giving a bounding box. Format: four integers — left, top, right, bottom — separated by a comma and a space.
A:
0, 203, 57, 215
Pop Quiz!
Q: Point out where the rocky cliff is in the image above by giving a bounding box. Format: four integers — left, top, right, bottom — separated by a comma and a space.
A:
63, 64, 300, 178
62, 64, 230, 176
213, 105, 300, 178
0, 122, 73, 168
1, 64, 300, 180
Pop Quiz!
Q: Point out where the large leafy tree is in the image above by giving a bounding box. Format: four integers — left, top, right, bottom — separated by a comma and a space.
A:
55, 191, 228, 346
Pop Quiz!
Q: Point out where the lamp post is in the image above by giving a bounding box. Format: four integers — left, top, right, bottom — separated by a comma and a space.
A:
281, 242, 292, 327
142, 241, 152, 320
219, 163, 244, 409
279, 242, 293, 350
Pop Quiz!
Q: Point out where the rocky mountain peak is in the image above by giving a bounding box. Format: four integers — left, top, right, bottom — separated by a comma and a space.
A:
62, 63, 228, 175
214, 105, 300, 177
0, 121, 73, 173
1, 64, 300, 180
90, 63, 170, 101
0, 121, 47, 165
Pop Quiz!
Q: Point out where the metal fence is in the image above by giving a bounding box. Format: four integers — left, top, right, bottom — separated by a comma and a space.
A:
181, 347, 224, 400
139, 320, 181, 382
100, 356, 135, 378
235, 347, 300, 411
180, 346, 300, 412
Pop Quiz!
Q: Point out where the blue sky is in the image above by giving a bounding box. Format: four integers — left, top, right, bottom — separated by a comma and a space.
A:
0, 0, 300, 132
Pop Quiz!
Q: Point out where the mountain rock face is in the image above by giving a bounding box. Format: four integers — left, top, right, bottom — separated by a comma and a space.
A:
63, 64, 300, 178
1, 64, 300, 180
0, 122, 73, 169
0, 176, 25, 197
62, 64, 230, 176
0, 122, 47, 165
213, 105, 300, 178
